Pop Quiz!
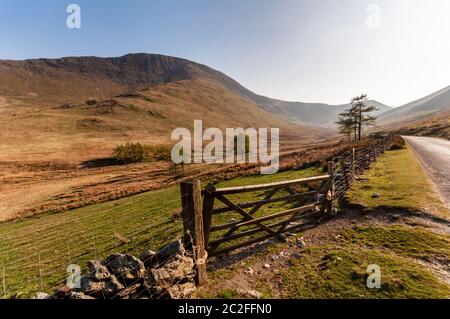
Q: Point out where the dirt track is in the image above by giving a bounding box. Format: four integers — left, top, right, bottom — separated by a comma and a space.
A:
403, 136, 450, 207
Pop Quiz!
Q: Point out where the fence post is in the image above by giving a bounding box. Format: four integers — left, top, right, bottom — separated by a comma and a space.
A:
326, 161, 335, 216
351, 148, 356, 180
202, 183, 216, 248
180, 180, 207, 286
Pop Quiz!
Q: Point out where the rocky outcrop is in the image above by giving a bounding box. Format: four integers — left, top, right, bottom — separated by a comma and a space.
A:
40, 239, 197, 299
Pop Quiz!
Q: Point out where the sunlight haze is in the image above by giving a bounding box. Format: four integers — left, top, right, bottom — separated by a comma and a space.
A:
0, 0, 449, 106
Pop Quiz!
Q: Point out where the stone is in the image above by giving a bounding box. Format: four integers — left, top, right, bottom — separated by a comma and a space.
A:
80, 275, 106, 295
115, 283, 141, 299
139, 250, 158, 268
150, 255, 195, 284
244, 267, 254, 275
296, 237, 306, 249
55, 286, 72, 299
87, 260, 110, 280
69, 291, 96, 300
236, 289, 262, 299
263, 263, 271, 269
103, 275, 125, 297
104, 253, 146, 283
155, 240, 186, 265
166, 282, 196, 299
372, 193, 381, 198
34, 292, 53, 299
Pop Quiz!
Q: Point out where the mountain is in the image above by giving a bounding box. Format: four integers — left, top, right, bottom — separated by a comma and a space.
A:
249, 97, 391, 128
0, 54, 328, 163
378, 86, 450, 126
0, 53, 391, 127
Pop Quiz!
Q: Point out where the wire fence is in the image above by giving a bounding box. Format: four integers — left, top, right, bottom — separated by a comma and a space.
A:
0, 189, 185, 298
330, 134, 394, 210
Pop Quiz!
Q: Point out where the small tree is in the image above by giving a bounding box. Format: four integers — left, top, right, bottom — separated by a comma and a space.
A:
336, 94, 378, 141
351, 94, 378, 141
336, 109, 357, 141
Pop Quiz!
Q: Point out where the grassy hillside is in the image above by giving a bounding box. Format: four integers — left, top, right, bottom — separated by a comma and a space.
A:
392, 111, 450, 140
0, 78, 324, 163
0, 54, 328, 163
379, 86, 450, 127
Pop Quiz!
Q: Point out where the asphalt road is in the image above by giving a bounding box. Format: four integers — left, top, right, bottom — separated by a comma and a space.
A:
403, 136, 450, 207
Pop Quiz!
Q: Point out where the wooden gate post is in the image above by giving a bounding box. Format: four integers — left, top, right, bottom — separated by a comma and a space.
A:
180, 180, 207, 286
202, 183, 216, 248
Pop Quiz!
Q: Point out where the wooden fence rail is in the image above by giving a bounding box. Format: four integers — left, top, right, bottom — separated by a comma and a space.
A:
180, 135, 395, 285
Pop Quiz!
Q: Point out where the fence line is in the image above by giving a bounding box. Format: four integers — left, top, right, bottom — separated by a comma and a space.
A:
179, 134, 395, 284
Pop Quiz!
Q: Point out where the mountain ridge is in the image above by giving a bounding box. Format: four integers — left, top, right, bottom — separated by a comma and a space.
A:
1, 53, 449, 131
378, 85, 450, 126
0, 53, 391, 128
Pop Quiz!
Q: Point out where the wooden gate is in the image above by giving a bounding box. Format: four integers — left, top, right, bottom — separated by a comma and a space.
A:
198, 175, 330, 256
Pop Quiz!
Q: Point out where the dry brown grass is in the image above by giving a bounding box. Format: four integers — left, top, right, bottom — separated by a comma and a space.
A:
0, 73, 335, 222
392, 111, 450, 140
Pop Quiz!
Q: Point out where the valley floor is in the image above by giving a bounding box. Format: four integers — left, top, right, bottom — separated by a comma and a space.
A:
0, 138, 339, 222
195, 147, 450, 298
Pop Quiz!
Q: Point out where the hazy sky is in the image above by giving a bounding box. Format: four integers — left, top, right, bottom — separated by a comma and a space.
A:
0, 0, 449, 106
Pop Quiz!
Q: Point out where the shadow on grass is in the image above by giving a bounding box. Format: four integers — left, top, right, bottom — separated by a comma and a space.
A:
344, 202, 450, 228
206, 202, 450, 272
80, 157, 120, 168
207, 220, 321, 272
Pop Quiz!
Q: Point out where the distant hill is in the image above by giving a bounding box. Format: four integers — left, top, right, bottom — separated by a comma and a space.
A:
378, 86, 450, 126
0, 54, 329, 162
393, 110, 450, 140
0, 53, 390, 129
249, 97, 391, 128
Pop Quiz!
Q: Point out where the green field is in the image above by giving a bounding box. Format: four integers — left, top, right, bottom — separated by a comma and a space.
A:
0, 166, 321, 298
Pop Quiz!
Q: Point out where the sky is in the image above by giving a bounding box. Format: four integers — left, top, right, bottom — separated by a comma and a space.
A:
0, 0, 449, 107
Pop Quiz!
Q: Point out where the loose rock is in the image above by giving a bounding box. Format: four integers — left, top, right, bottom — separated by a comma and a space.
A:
34, 292, 53, 299
69, 291, 96, 300
155, 240, 186, 265
104, 253, 146, 283
80, 276, 106, 296
236, 289, 262, 299
165, 282, 196, 299
150, 255, 195, 284
139, 250, 158, 268
296, 237, 306, 249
